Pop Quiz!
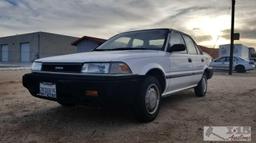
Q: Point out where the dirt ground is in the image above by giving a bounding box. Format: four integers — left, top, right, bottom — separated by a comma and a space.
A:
0, 70, 255, 143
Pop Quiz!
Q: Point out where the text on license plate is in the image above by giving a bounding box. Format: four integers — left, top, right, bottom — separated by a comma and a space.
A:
39, 82, 56, 98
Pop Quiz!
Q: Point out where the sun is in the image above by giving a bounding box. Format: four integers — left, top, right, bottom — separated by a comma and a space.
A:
186, 15, 230, 48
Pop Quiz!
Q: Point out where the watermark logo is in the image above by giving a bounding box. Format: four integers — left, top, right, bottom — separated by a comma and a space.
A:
204, 126, 251, 141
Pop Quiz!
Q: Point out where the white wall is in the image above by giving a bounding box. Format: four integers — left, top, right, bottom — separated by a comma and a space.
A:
219, 44, 249, 60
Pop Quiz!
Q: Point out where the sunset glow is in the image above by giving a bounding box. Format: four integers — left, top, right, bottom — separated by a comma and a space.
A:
186, 15, 231, 48
0, 0, 255, 48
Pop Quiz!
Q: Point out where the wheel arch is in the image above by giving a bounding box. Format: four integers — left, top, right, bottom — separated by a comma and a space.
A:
235, 64, 245, 69
145, 68, 166, 93
235, 64, 246, 73
204, 67, 213, 79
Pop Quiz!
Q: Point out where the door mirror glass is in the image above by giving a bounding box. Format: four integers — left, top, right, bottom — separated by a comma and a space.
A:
167, 44, 186, 52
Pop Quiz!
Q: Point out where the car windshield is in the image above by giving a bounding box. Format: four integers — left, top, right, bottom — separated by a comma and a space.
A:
95, 29, 169, 51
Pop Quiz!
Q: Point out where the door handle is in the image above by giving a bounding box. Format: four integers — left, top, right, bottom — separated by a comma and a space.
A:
201, 58, 205, 62
188, 58, 192, 63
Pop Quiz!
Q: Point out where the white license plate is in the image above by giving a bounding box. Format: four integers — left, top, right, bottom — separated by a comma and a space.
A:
39, 82, 56, 98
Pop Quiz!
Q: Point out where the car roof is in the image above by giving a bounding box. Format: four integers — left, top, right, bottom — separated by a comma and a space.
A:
118, 28, 191, 38
215, 56, 245, 60
120, 28, 171, 34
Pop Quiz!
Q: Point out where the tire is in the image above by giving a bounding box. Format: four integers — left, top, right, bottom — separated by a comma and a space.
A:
194, 74, 207, 97
57, 100, 75, 107
133, 76, 161, 122
235, 65, 246, 73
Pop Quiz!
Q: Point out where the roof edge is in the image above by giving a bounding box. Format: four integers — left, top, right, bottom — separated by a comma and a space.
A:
72, 36, 107, 46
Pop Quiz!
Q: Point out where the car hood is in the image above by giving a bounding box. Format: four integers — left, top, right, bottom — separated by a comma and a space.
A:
36, 50, 166, 63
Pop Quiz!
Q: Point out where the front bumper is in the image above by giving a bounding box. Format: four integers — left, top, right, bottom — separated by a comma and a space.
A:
23, 72, 145, 105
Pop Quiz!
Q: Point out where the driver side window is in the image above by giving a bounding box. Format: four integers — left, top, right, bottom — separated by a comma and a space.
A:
169, 31, 186, 54
215, 57, 226, 62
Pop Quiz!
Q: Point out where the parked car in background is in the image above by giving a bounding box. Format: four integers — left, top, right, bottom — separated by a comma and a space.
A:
210, 56, 255, 73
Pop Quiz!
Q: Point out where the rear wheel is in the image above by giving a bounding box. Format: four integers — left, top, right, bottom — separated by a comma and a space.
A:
194, 74, 207, 97
133, 76, 161, 122
235, 65, 246, 73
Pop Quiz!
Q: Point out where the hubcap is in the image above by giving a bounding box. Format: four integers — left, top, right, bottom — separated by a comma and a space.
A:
145, 84, 160, 115
202, 77, 207, 94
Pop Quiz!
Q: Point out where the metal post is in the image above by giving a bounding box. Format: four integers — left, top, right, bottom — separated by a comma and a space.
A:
229, 0, 235, 75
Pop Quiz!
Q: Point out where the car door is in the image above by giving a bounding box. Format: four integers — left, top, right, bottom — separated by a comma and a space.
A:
222, 57, 231, 70
211, 57, 226, 70
165, 31, 194, 94
182, 34, 205, 85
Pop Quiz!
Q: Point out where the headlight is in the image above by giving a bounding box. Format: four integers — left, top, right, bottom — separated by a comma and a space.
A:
31, 62, 42, 71
81, 62, 131, 74
81, 63, 110, 73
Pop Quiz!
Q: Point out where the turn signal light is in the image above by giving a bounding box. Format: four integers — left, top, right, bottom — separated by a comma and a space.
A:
85, 90, 98, 97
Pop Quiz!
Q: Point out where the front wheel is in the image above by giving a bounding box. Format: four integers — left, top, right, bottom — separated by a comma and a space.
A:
194, 74, 207, 97
133, 76, 161, 122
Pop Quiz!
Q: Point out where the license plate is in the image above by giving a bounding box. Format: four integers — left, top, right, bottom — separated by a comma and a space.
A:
39, 82, 56, 98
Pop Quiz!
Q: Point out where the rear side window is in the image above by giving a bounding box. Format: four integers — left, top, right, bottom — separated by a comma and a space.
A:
169, 31, 186, 53
215, 57, 235, 62
183, 35, 198, 55
215, 57, 226, 62
132, 39, 144, 48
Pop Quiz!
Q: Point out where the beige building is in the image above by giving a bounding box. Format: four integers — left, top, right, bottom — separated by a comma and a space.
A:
0, 32, 78, 63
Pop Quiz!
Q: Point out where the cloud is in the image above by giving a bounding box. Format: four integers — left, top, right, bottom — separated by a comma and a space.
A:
5, 0, 18, 6
196, 35, 212, 43
222, 27, 256, 42
0, 0, 255, 47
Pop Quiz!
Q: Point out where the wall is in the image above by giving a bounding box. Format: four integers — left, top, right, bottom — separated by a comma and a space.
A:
0, 32, 79, 63
0, 33, 39, 63
198, 46, 219, 59
219, 44, 249, 60
39, 32, 78, 58
249, 48, 256, 60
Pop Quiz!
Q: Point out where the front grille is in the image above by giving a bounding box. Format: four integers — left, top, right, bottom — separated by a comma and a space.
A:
41, 63, 83, 73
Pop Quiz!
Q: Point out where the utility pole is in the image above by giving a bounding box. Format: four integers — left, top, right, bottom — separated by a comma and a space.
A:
229, 0, 236, 75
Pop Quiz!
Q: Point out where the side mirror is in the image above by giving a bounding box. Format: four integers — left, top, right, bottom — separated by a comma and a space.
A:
167, 44, 186, 52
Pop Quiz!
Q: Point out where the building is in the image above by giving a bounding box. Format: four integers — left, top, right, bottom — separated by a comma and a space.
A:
72, 36, 106, 52
249, 47, 256, 61
0, 32, 78, 63
219, 44, 253, 60
198, 45, 219, 59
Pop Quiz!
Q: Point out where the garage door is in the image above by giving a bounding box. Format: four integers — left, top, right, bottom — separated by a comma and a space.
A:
20, 43, 30, 62
1, 45, 8, 62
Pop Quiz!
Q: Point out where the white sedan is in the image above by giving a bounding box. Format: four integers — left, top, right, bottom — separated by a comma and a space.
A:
23, 28, 213, 122
210, 56, 255, 73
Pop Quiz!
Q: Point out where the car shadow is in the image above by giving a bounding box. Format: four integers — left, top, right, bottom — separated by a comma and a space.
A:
11, 90, 197, 129
1, 90, 203, 143
160, 89, 196, 107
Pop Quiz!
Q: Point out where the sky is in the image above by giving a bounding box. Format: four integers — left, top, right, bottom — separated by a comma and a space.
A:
0, 0, 256, 48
